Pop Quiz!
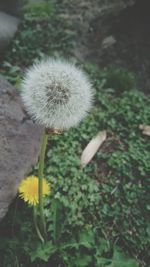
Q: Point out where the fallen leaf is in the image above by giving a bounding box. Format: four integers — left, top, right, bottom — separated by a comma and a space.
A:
139, 125, 150, 136
81, 130, 107, 168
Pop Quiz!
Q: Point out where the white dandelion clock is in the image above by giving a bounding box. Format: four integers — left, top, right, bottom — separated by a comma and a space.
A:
21, 58, 93, 130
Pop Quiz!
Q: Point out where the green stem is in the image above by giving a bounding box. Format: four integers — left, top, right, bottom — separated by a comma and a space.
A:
15, 256, 19, 267
38, 131, 48, 241
33, 206, 45, 243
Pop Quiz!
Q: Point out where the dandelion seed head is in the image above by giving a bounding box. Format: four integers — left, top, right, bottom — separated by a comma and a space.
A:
21, 58, 93, 129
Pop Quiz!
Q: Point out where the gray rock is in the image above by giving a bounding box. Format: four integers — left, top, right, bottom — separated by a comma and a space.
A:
102, 35, 117, 49
0, 76, 43, 221
0, 11, 19, 53
66, 0, 136, 28
0, 0, 22, 16
65, 0, 136, 60
80, 0, 135, 18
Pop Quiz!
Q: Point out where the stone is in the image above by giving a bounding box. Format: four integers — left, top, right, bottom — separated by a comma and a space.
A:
65, 0, 136, 29
66, 0, 136, 60
102, 35, 117, 49
0, 11, 19, 53
0, 76, 43, 221
0, 0, 22, 16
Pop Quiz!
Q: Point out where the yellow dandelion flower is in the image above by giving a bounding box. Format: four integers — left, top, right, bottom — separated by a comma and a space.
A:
19, 175, 50, 206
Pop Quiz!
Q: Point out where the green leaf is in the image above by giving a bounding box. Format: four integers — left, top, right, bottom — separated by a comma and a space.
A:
30, 241, 56, 262
78, 228, 95, 248
60, 239, 79, 250
52, 199, 64, 243
107, 248, 139, 267
95, 238, 110, 256
146, 224, 150, 238
75, 254, 92, 267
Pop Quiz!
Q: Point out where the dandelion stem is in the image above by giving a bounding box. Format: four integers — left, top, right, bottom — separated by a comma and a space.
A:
38, 131, 48, 241
33, 206, 45, 243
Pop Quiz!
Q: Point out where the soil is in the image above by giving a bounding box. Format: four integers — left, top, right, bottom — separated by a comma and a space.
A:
75, 0, 150, 94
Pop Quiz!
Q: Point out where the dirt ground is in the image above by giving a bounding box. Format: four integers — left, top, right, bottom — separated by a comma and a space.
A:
75, 0, 150, 94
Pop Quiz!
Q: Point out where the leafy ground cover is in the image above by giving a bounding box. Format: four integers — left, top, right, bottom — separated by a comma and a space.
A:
0, 1, 150, 267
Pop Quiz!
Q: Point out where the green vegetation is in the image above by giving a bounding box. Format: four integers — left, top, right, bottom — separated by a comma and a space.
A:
0, 1, 150, 267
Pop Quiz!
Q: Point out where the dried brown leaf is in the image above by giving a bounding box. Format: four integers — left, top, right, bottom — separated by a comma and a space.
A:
139, 125, 150, 136
81, 130, 107, 168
